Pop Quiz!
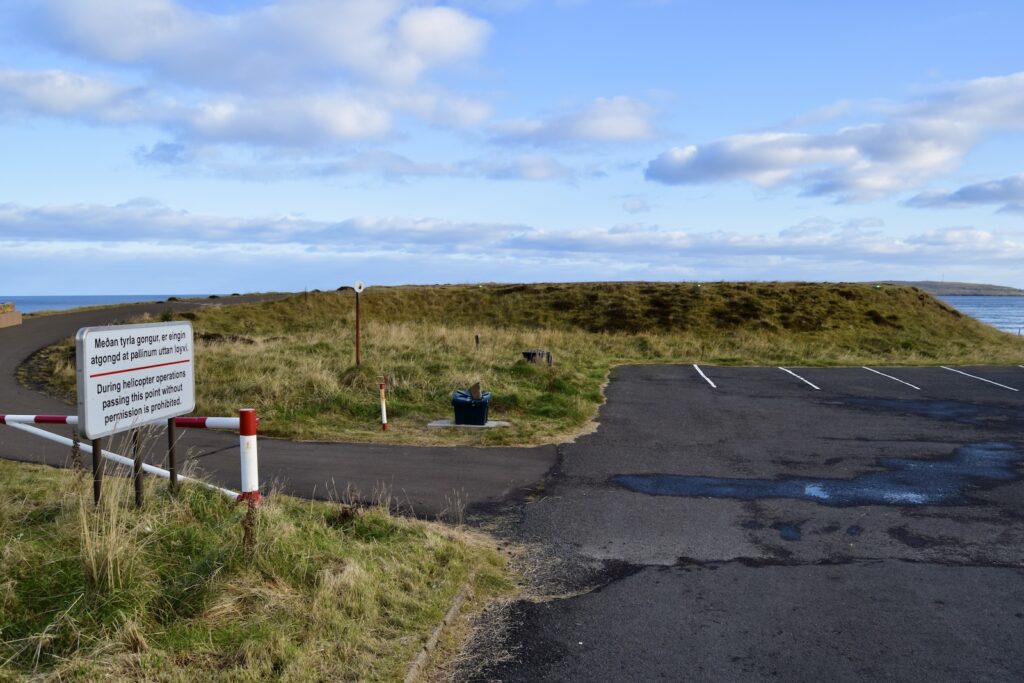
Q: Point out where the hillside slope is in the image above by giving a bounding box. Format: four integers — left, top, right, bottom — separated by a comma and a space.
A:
25, 282, 1024, 445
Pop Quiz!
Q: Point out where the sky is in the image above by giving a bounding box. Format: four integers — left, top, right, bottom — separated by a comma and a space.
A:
1, 0, 1023, 294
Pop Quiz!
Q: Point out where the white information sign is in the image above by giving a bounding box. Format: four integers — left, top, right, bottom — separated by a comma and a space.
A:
76, 321, 196, 439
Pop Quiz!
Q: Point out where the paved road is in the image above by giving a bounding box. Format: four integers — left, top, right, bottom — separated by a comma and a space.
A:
468, 364, 1024, 681
0, 300, 555, 517
5, 304, 1024, 679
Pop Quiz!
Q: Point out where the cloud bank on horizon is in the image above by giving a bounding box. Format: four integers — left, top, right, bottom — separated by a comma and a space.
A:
0, 0, 1022, 292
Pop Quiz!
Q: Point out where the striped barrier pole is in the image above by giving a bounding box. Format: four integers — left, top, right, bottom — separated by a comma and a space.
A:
237, 408, 260, 552
237, 409, 260, 505
0, 415, 80, 425
0, 415, 248, 429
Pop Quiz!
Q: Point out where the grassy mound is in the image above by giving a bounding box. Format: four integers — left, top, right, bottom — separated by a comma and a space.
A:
0, 459, 510, 681
26, 282, 1024, 446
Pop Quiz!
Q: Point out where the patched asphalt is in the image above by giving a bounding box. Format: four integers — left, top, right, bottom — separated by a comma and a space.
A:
468, 364, 1024, 681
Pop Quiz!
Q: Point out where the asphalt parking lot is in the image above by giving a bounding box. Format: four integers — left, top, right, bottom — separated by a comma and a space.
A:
470, 365, 1024, 682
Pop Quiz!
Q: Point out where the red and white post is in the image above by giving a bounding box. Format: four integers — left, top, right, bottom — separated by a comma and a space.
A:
237, 408, 260, 505
379, 382, 388, 431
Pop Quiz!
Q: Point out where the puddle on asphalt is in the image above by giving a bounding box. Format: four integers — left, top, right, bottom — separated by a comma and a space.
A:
771, 521, 802, 541
613, 442, 1023, 507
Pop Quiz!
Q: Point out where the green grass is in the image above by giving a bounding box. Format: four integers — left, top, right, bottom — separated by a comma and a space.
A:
25, 281, 1024, 446
0, 457, 512, 681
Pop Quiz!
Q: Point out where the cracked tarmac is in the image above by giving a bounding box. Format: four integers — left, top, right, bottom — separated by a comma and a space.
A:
466, 364, 1024, 681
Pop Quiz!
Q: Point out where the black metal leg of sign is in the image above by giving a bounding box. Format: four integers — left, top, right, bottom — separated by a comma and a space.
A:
132, 429, 143, 508
92, 437, 103, 505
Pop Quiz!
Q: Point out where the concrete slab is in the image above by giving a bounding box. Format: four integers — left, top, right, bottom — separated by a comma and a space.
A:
427, 419, 511, 429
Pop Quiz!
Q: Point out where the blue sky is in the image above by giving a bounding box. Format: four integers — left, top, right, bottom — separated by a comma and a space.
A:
2, 0, 1023, 294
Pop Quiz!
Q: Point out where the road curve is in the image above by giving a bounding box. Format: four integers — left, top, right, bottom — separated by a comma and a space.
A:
0, 296, 556, 517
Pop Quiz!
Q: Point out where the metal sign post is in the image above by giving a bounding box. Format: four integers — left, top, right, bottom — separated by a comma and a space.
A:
354, 281, 364, 366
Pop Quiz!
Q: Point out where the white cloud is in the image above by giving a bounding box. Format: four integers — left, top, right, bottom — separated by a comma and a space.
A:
646, 71, 1024, 201
622, 197, 650, 213
0, 68, 395, 145
129, 146, 584, 183
36, 0, 490, 89
0, 1, 498, 153
494, 96, 655, 145
475, 154, 576, 181
905, 174, 1024, 214
3, 200, 1022, 284
0, 68, 122, 115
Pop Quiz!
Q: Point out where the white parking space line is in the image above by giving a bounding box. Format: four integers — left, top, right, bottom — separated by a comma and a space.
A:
861, 366, 921, 390
692, 364, 717, 388
940, 366, 1019, 392
778, 367, 821, 391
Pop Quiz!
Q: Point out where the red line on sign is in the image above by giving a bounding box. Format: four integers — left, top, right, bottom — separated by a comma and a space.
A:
89, 359, 190, 378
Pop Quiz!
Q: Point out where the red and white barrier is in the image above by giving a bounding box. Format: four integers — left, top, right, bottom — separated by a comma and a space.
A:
0, 415, 79, 425
0, 415, 249, 430
237, 408, 259, 504
0, 410, 259, 502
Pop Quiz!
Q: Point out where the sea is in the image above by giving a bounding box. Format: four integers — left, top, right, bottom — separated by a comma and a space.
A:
0, 295, 211, 314
2, 293, 1023, 334
939, 296, 1024, 335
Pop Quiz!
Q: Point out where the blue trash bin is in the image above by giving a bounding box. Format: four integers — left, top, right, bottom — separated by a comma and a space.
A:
452, 389, 491, 425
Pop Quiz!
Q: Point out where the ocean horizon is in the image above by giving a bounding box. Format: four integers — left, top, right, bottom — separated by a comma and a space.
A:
937, 295, 1024, 335
0, 294, 215, 314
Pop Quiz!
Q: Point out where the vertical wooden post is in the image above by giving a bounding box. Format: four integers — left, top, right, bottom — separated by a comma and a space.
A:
167, 417, 178, 495
132, 429, 143, 508
475, 334, 480, 349
355, 290, 361, 366
91, 437, 103, 505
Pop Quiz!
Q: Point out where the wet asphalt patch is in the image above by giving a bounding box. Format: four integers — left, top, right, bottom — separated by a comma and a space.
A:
843, 396, 1024, 427
613, 442, 1022, 507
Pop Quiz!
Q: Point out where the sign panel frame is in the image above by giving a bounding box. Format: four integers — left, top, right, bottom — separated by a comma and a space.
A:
76, 321, 196, 439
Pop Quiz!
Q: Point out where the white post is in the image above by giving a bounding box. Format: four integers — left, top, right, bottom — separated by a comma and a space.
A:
238, 408, 260, 504
379, 382, 388, 431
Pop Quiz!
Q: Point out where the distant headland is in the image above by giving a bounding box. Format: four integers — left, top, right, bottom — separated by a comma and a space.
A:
871, 281, 1024, 296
